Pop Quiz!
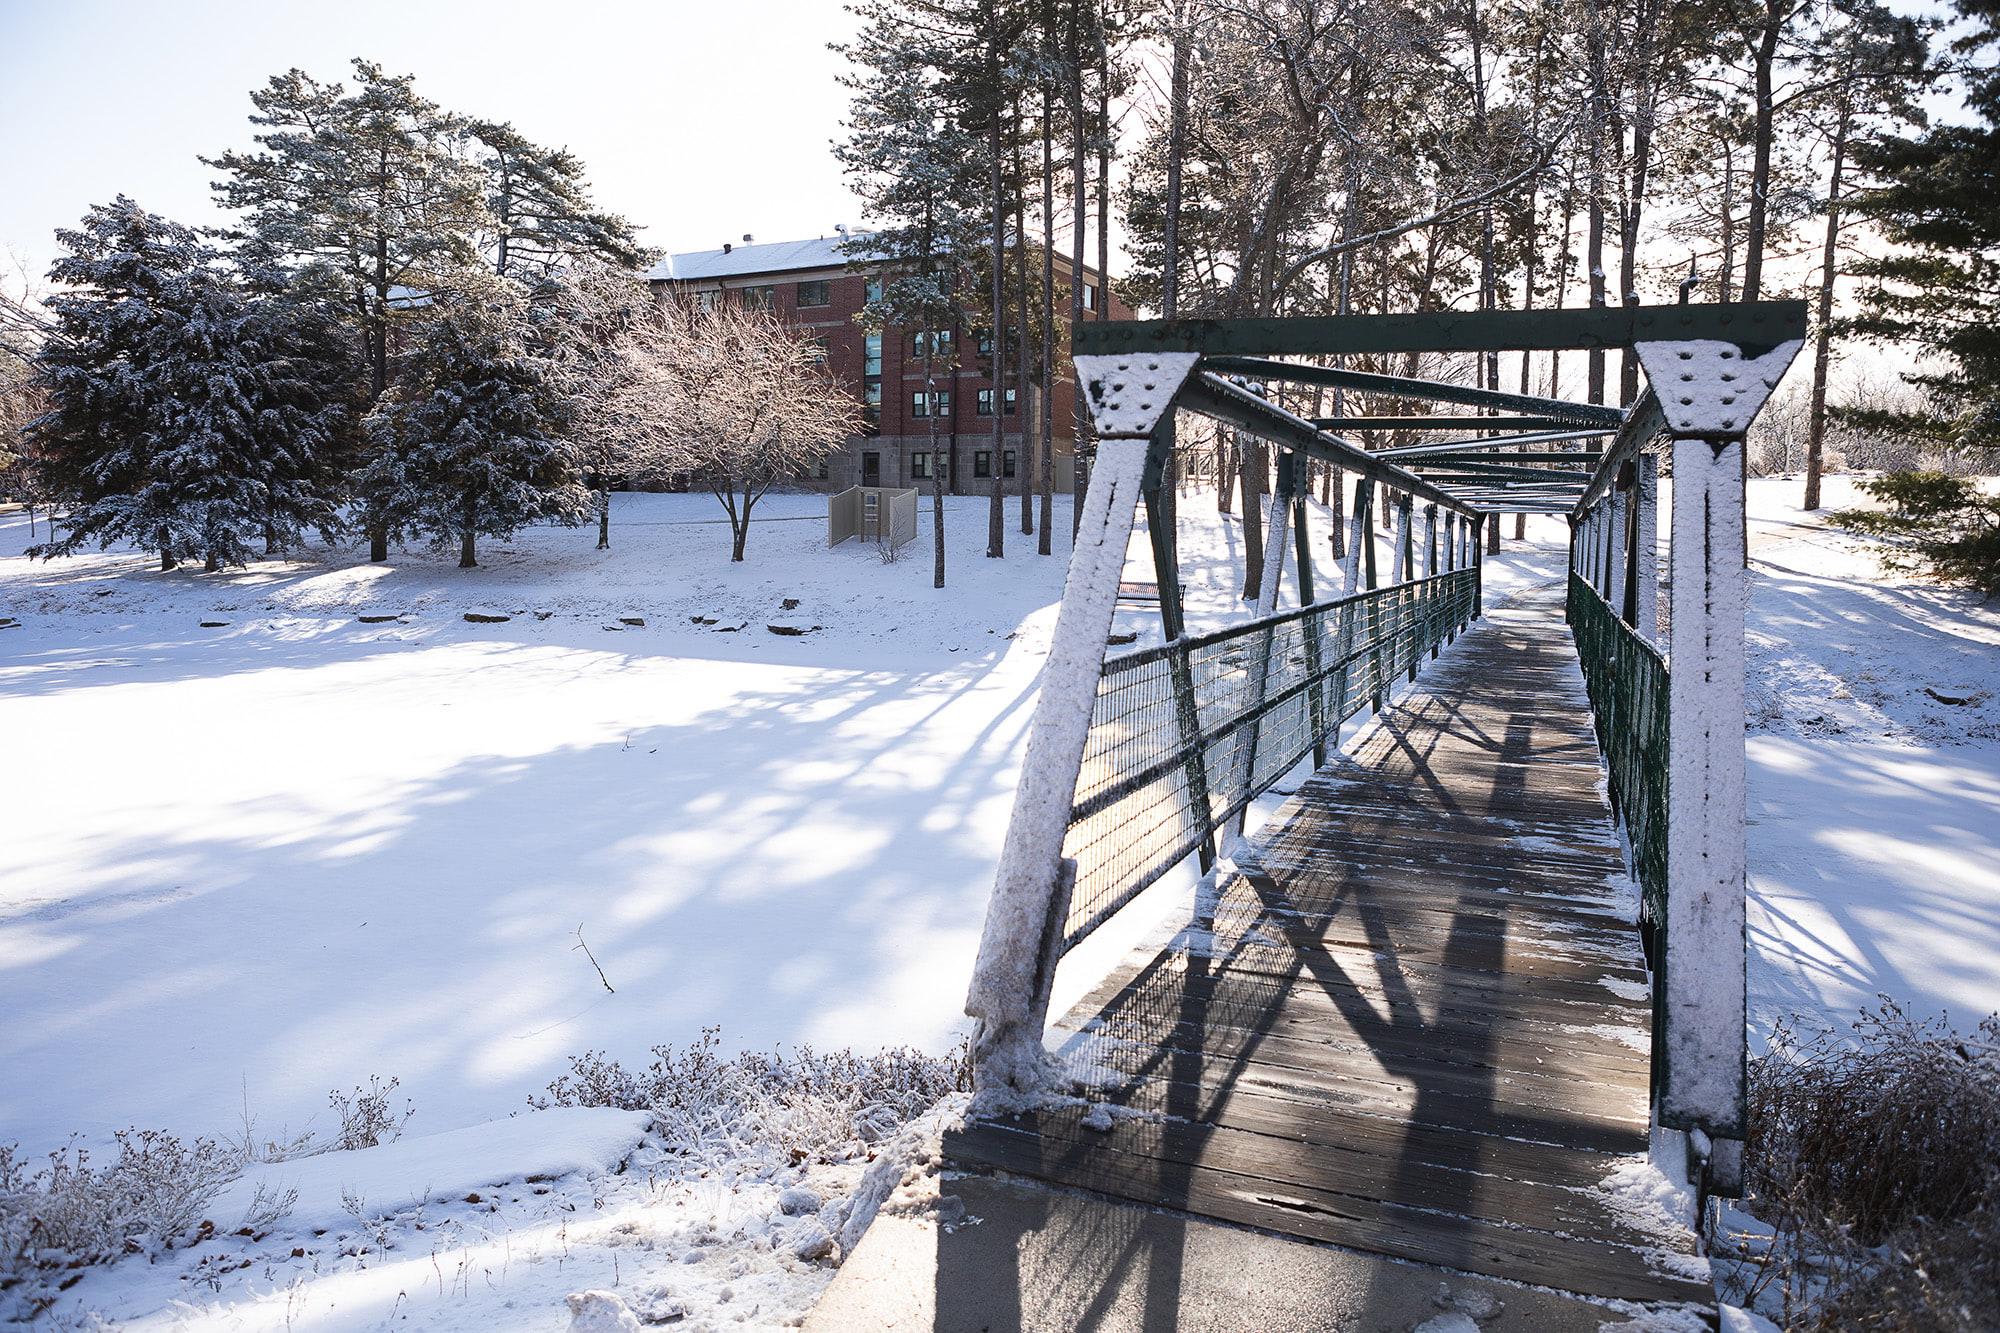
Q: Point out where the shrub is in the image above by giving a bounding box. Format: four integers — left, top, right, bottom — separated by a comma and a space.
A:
1832, 471, 2000, 595
531, 1028, 968, 1169
1724, 1002, 2000, 1329
328, 1075, 413, 1152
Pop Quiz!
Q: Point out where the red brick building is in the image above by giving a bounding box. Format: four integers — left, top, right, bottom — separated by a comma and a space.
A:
644, 233, 1132, 493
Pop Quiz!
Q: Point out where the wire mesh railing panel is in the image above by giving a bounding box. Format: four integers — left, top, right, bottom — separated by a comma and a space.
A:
1059, 568, 1477, 953
1567, 573, 1670, 938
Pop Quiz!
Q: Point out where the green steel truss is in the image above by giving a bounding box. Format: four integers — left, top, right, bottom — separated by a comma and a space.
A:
1073, 300, 1808, 520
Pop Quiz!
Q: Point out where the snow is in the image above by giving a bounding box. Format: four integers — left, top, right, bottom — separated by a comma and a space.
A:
1734, 474, 2000, 1038
1633, 338, 1804, 437
641, 235, 876, 284
0, 491, 1062, 1160
209, 1107, 652, 1235
8, 469, 1999, 1326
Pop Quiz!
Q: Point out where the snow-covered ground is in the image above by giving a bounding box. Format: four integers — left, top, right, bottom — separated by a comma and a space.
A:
5, 474, 1995, 1328
1736, 475, 2000, 1042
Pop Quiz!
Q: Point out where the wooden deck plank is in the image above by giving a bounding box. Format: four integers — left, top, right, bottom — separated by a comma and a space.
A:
948, 586, 1708, 1316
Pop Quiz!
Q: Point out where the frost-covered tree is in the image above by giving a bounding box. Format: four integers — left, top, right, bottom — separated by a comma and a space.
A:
542, 260, 676, 549
467, 121, 651, 283
653, 300, 859, 562
355, 287, 592, 568
206, 60, 489, 560
26, 199, 358, 571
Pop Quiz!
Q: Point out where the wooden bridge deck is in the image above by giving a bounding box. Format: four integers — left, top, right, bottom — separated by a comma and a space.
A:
946, 585, 1715, 1318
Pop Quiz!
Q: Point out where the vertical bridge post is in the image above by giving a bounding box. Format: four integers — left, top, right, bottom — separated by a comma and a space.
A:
1632, 335, 1802, 1196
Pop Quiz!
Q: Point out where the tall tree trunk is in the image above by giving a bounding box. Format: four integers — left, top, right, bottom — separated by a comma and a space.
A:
1239, 436, 1264, 598
988, 47, 1008, 560
1013, 105, 1036, 539
1068, 11, 1090, 540
597, 487, 611, 550
159, 528, 175, 573
1804, 102, 1851, 513
926, 341, 945, 588
459, 487, 478, 568
1586, 0, 1609, 407
1743, 0, 1783, 302
1039, 89, 1056, 555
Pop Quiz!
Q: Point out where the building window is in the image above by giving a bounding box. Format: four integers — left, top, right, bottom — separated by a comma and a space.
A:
798, 279, 830, 307
975, 327, 994, 356
1005, 387, 1017, 414
911, 390, 928, 418
974, 450, 992, 478
863, 331, 882, 377
739, 284, 776, 310
978, 387, 1018, 416
933, 389, 950, 416
912, 329, 953, 358
910, 451, 930, 480
1003, 449, 1018, 478
911, 389, 950, 417
696, 290, 719, 312
864, 278, 883, 303
1081, 282, 1097, 311
863, 379, 881, 429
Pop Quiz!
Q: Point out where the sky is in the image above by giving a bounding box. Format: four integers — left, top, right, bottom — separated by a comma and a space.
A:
0, 0, 871, 281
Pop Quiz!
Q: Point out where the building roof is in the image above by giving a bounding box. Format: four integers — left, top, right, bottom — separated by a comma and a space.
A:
644, 234, 883, 283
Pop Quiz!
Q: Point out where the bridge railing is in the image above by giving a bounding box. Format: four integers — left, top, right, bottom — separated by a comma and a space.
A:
1567, 570, 1671, 1068
1061, 568, 1479, 957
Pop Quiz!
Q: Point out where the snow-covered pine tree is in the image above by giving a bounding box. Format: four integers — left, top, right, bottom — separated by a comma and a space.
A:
836, 0, 996, 589
468, 121, 653, 283
27, 198, 358, 571
356, 286, 592, 568
206, 60, 489, 560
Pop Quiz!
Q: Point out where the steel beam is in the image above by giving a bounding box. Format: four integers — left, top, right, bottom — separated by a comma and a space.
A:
1571, 392, 1668, 517
1399, 452, 1606, 465
1309, 415, 1581, 433
1378, 429, 1617, 458
1073, 301, 1811, 359
1206, 358, 1625, 427
1176, 372, 1478, 518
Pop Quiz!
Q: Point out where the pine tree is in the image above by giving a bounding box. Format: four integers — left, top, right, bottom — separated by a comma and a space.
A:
836, 0, 994, 589
27, 198, 357, 571
1844, 0, 1999, 455
467, 121, 651, 282
206, 60, 489, 559
355, 288, 592, 569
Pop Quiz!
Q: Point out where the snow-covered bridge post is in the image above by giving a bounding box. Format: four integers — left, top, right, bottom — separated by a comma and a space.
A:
963, 352, 1200, 1098
1633, 334, 1803, 1197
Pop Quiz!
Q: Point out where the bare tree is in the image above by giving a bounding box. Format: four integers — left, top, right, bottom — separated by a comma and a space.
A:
645, 300, 860, 562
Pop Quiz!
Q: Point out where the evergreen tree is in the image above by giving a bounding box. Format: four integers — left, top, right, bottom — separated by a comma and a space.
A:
467, 121, 652, 282
837, 0, 995, 588
27, 198, 357, 571
206, 60, 488, 559
1845, 0, 2000, 455
356, 288, 592, 569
